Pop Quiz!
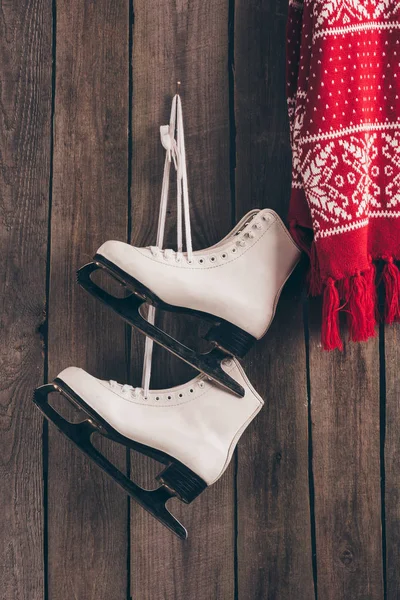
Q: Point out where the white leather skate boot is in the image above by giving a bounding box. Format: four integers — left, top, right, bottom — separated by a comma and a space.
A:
77, 208, 301, 396
34, 357, 263, 538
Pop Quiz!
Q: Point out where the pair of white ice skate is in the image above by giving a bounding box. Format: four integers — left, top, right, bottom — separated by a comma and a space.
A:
34, 96, 301, 538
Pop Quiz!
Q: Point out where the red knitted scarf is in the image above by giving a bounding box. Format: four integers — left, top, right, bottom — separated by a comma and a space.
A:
286, 0, 400, 350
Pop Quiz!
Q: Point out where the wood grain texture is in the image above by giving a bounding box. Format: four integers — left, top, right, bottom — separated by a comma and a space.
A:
47, 1, 129, 598
129, 1, 235, 598
309, 316, 383, 599
0, 1, 52, 598
234, 2, 315, 598
384, 323, 400, 600
0, 1, 396, 597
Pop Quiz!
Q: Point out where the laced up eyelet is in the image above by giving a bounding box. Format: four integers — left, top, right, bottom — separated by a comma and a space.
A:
239, 240, 246, 247
163, 249, 176, 261
262, 214, 270, 221
198, 381, 205, 389
150, 246, 162, 258
121, 384, 134, 394
255, 222, 262, 230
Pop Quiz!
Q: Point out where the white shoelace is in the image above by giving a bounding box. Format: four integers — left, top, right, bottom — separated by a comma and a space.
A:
110, 381, 142, 396
141, 94, 192, 395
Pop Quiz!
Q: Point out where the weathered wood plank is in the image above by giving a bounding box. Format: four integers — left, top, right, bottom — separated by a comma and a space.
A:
234, 1, 315, 598
47, 2, 129, 598
309, 314, 383, 599
384, 323, 400, 600
0, 1, 52, 598
129, 1, 235, 598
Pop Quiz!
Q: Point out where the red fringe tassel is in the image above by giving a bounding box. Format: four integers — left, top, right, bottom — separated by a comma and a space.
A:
365, 260, 378, 323
321, 278, 342, 351
303, 243, 400, 349
382, 257, 400, 323
344, 271, 376, 342
320, 264, 378, 351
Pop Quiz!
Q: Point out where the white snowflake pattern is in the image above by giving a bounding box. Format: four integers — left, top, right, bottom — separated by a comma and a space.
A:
301, 141, 352, 231
311, 0, 369, 27
290, 101, 307, 188
370, 0, 400, 19
339, 134, 380, 216
309, 0, 399, 26
382, 133, 400, 208
293, 131, 400, 239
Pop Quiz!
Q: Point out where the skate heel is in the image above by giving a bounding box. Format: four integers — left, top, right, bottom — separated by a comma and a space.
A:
205, 321, 256, 358
157, 462, 207, 504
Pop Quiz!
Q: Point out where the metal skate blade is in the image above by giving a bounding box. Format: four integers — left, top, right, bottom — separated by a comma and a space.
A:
33, 382, 189, 539
77, 260, 245, 397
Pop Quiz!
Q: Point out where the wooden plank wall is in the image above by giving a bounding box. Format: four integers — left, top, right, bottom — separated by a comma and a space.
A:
0, 0, 397, 599
129, 3, 236, 599
234, 2, 314, 598
47, 2, 129, 598
0, 1, 52, 598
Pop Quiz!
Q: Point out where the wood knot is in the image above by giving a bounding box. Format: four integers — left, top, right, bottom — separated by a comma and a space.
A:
338, 545, 357, 571
339, 548, 353, 566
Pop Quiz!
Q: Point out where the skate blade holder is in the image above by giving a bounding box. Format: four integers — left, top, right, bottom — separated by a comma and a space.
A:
34, 381, 207, 539
77, 258, 254, 397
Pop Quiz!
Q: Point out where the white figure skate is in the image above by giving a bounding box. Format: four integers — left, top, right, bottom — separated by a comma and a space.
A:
77, 208, 301, 396
34, 357, 263, 538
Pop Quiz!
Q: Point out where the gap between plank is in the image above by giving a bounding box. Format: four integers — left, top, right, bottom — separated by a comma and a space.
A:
42, 0, 58, 597
379, 319, 387, 600
303, 295, 318, 600
126, 1, 135, 598
228, 0, 237, 230
228, 1, 239, 599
